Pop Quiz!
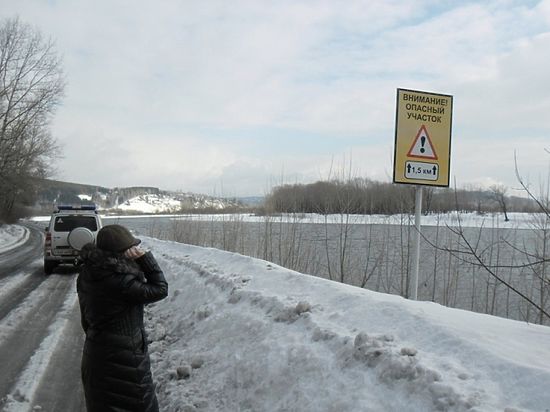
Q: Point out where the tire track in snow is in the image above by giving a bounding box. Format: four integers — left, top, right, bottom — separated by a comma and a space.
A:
0, 225, 30, 254
30, 297, 86, 412
0, 262, 46, 321
3, 288, 80, 411
0, 226, 43, 279
0, 274, 75, 407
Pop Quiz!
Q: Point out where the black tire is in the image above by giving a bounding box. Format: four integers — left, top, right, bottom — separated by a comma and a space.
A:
44, 260, 57, 275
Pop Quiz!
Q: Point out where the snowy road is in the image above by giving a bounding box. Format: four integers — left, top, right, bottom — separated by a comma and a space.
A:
0, 224, 86, 411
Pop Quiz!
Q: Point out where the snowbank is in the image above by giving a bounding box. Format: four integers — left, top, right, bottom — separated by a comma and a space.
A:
142, 237, 550, 412
0, 225, 29, 254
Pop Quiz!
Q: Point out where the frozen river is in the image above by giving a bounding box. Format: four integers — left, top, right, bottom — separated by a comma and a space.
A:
105, 212, 549, 325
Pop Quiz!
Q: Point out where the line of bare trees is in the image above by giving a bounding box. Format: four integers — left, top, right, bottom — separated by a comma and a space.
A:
0, 17, 64, 222
262, 178, 537, 216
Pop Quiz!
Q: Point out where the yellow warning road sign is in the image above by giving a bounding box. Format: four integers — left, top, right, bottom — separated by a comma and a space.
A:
393, 88, 453, 187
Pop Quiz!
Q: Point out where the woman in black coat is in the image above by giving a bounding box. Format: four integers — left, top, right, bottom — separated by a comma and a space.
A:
77, 224, 168, 412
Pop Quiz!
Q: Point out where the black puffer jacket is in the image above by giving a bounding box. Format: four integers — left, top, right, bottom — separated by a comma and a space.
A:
77, 244, 168, 412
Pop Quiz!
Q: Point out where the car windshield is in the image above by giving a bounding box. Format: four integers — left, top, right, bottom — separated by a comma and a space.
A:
54, 215, 98, 232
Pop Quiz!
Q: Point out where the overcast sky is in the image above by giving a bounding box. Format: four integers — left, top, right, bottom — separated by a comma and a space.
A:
2, 0, 550, 196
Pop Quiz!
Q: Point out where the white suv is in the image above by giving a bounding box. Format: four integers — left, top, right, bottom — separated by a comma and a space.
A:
43, 205, 102, 274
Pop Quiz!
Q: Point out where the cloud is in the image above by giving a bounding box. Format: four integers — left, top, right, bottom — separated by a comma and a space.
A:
2, 0, 550, 195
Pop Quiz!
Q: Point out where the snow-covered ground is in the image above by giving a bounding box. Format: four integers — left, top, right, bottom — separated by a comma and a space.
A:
141, 236, 550, 412
0, 224, 29, 253
31, 211, 546, 230
114, 194, 183, 214
95, 192, 239, 214
156, 211, 543, 229
2, 223, 549, 411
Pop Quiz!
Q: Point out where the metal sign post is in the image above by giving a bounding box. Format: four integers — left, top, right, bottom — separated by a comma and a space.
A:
410, 185, 423, 300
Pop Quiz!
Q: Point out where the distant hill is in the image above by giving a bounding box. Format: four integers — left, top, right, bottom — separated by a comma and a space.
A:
32, 178, 253, 214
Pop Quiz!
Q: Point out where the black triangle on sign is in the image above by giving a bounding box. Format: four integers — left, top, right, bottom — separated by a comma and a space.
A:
407, 125, 438, 160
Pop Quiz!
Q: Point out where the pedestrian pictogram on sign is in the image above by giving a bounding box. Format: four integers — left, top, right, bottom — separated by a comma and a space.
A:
407, 125, 438, 160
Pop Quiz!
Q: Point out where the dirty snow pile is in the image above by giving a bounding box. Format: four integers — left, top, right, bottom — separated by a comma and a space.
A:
140, 236, 550, 412
0, 224, 29, 253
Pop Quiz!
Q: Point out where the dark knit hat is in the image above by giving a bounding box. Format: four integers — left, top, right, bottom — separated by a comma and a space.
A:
96, 224, 141, 253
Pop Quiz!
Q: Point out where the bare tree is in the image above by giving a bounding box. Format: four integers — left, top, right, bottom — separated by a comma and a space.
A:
515, 152, 550, 323
489, 184, 510, 222
419, 155, 550, 323
0, 17, 65, 221
515, 152, 550, 219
